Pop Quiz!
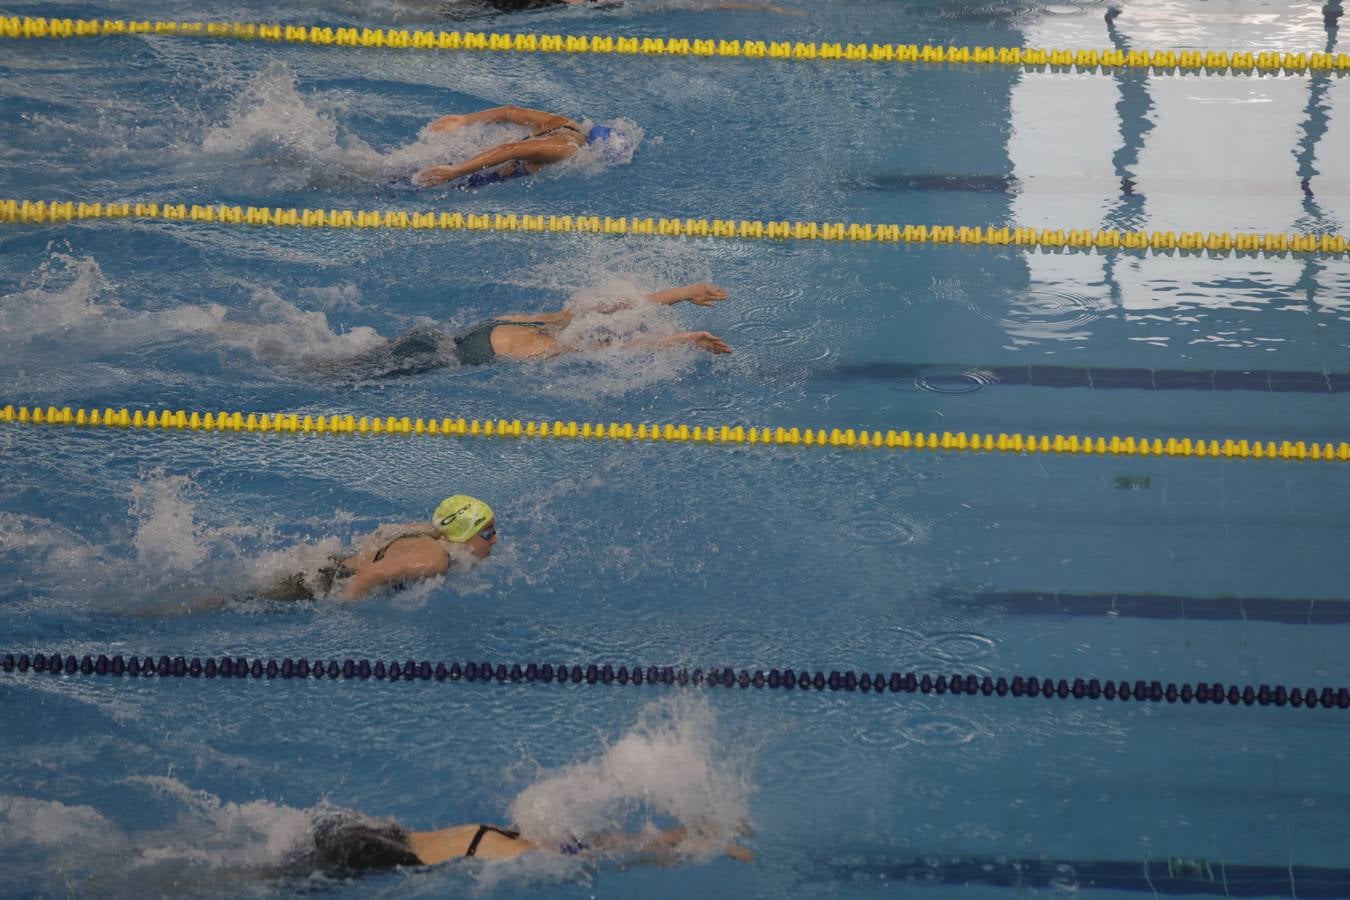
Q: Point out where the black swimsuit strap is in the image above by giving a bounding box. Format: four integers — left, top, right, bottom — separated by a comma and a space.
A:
465, 824, 522, 858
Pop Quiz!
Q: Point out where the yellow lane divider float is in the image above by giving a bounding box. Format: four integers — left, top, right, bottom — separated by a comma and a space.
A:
3, 199, 1348, 256
5, 16, 1350, 77
3, 405, 1346, 464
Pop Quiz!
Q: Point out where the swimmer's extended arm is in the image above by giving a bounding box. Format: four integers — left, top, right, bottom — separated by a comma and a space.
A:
644, 283, 728, 307
632, 331, 732, 354
339, 536, 450, 601
499, 284, 724, 323
428, 105, 574, 134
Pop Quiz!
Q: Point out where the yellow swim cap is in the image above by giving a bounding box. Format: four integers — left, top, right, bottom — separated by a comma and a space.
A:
432, 495, 494, 543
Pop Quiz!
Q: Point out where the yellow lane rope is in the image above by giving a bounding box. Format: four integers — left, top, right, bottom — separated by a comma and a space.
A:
3, 404, 1346, 464
4, 200, 1348, 256
5, 16, 1350, 76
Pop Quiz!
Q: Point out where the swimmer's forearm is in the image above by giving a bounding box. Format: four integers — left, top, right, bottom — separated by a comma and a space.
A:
644, 287, 692, 305
472, 106, 567, 129
338, 572, 376, 601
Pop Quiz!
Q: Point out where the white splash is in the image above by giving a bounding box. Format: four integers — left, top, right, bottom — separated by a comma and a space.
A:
0, 253, 225, 359
508, 696, 752, 858
213, 284, 386, 367
0, 795, 127, 850
124, 776, 315, 870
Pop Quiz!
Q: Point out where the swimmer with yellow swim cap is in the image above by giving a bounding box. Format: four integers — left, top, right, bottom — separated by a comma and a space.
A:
259, 495, 498, 603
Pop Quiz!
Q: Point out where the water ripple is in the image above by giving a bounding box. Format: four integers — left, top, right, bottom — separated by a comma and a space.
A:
964, 288, 1105, 345
902, 712, 983, 747
912, 367, 1000, 395
847, 515, 924, 547
728, 311, 832, 364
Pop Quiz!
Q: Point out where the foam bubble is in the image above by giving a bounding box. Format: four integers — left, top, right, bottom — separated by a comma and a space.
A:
213, 284, 386, 368
200, 62, 385, 189
0, 512, 111, 576
0, 253, 225, 363
508, 696, 752, 859
0, 796, 127, 850
124, 776, 315, 870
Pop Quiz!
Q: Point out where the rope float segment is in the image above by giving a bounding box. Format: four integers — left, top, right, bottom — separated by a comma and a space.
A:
5, 653, 1348, 712
4, 404, 1349, 463
3, 200, 1349, 257
5, 16, 1350, 77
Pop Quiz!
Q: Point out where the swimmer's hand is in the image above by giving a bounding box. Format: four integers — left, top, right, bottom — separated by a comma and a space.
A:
412, 165, 455, 188
676, 331, 732, 354
427, 114, 470, 133
725, 842, 756, 863
647, 283, 729, 307
683, 283, 729, 307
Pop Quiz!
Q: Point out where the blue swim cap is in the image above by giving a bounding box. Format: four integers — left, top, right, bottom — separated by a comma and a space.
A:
585, 124, 637, 163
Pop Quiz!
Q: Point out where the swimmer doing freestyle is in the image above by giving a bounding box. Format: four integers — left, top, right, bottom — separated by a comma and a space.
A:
411, 104, 632, 189
340, 282, 731, 378
305, 813, 753, 875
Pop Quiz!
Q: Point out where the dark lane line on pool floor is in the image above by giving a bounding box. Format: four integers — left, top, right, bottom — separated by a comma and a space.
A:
946, 589, 1350, 625
844, 171, 1350, 200
813, 854, 1350, 898
823, 362, 1350, 394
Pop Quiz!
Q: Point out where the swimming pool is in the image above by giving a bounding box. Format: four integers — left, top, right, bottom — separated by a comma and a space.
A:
3, 0, 1350, 895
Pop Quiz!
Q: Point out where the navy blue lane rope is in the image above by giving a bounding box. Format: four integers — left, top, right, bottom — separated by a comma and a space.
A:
4, 653, 1349, 711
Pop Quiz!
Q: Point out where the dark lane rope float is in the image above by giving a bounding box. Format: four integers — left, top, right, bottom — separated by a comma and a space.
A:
5, 653, 1348, 711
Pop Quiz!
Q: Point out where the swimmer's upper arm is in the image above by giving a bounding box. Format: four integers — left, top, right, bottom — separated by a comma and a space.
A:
491, 324, 565, 359
340, 537, 450, 601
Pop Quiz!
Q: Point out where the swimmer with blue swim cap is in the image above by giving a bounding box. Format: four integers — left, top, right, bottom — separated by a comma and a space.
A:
257, 494, 498, 603
412, 105, 633, 189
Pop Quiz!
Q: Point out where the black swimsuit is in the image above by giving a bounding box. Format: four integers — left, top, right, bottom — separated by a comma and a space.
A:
260, 556, 354, 602
465, 825, 522, 856
306, 817, 524, 875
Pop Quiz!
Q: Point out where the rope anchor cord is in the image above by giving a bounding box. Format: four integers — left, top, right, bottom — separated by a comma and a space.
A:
3, 199, 1349, 258
5, 653, 1348, 712
4, 404, 1349, 464
5, 16, 1350, 78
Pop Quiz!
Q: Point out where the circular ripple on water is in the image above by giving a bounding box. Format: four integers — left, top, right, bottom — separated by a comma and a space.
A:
1013, 288, 1102, 329
921, 631, 998, 664
727, 315, 832, 364
902, 712, 983, 747
848, 515, 925, 547
962, 288, 1104, 342
914, 367, 1000, 395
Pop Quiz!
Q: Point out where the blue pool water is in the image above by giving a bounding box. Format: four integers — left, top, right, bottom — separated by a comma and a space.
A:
3, 0, 1350, 896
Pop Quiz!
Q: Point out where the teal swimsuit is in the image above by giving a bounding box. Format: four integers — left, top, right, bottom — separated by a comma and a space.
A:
451, 319, 550, 366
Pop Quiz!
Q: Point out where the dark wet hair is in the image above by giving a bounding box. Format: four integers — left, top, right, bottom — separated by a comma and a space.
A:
310, 816, 421, 874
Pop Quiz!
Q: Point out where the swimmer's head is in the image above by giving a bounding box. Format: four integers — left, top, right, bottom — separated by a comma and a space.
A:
586, 123, 638, 163
433, 495, 497, 559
